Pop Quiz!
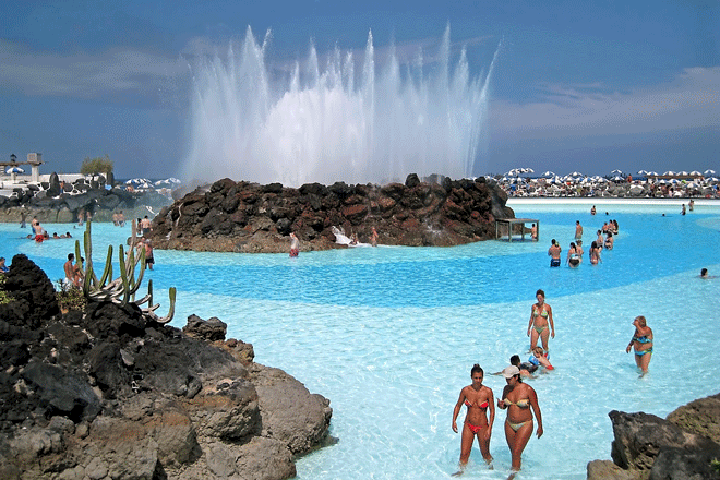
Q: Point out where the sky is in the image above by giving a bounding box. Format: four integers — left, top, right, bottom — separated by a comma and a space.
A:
1, 0, 718, 181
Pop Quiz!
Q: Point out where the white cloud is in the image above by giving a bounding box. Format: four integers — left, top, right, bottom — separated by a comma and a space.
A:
0, 39, 185, 99
491, 67, 720, 139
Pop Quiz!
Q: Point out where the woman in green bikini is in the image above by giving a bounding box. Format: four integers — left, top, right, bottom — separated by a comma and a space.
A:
497, 366, 543, 472
527, 289, 554, 356
626, 315, 653, 374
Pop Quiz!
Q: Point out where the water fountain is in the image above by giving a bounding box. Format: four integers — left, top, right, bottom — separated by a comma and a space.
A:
181, 25, 497, 187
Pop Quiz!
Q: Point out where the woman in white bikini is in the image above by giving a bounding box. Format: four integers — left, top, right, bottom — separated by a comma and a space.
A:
526, 289, 554, 356
452, 364, 495, 472
497, 366, 543, 472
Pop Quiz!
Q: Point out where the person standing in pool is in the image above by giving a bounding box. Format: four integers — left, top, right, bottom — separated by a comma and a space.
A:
452, 364, 495, 472
548, 240, 561, 267
590, 205, 596, 215
567, 242, 580, 267
527, 289, 554, 356
497, 366, 543, 473
289, 232, 300, 257
626, 315, 653, 374
574, 220, 583, 241
604, 231, 614, 250
589, 241, 602, 265
575, 240, 584, 263
371, 227, 378, 247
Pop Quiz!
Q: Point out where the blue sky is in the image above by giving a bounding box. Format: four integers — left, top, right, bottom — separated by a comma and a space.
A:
1, 0, 718, 180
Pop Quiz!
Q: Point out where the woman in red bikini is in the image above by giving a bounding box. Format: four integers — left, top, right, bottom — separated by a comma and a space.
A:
452, 364, 495, 472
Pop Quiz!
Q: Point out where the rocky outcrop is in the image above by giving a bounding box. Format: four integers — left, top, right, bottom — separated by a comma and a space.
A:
0, 174, 172, 225
0, 255, 332, 480
152, 174, 514, 253
587, 395, 720, 480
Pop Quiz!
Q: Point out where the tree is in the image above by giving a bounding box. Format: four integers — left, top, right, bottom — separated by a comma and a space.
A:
81, 154, 113, 176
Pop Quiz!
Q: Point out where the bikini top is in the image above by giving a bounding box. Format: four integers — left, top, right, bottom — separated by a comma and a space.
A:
533, 306, 549, 318
504, 398, 530, 408
465, 399, 489, 409
633, 335, 652, 344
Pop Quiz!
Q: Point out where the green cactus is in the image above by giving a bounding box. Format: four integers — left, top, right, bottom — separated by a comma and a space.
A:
73, 218, 176, 324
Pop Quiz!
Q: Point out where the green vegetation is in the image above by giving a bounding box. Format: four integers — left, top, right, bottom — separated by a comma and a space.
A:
711, 458, 720, 473
55, 280, 86, 312
75, 219, 176, 323
0, 276, 10, 305
81, 154, 113, 176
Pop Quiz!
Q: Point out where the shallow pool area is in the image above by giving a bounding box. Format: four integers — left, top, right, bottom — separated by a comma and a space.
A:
4, 200, 720, 480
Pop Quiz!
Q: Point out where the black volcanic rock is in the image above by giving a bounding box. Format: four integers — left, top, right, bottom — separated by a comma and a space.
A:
152, 176, 513, 253
22, 361, 101, 422
587, 399, 720, 480
0, 256, 332, 480
48, 172, 61, 196
0, 254, 59, 329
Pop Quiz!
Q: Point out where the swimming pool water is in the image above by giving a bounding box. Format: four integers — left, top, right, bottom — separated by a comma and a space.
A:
5, 200, 720, 480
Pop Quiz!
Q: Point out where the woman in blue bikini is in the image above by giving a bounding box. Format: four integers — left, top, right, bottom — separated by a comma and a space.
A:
497, 366, 543, 472
452, 364, 495, 472
626, 315, 653, 374
527, 289, 554, 357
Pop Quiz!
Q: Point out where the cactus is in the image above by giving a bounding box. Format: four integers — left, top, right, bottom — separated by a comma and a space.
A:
74, 219, 176, 324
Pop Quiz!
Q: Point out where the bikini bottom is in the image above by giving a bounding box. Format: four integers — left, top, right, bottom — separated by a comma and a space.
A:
506, 419, 531, 432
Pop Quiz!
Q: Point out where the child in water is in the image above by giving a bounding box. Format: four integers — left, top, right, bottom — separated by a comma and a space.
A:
528, 347, 554, 371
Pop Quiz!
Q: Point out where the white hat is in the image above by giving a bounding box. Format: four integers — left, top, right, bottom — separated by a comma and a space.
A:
502, 365, 520, 379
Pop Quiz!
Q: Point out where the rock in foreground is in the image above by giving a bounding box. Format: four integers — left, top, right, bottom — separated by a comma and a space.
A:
0, 255, 332, 480
152, 174, 513, 253
587, 394, 720, 480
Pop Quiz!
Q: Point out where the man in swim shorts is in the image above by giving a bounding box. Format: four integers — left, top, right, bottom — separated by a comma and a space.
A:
289, 232, 300, 257
574, 220, 583, 241
548, 239, 561, 267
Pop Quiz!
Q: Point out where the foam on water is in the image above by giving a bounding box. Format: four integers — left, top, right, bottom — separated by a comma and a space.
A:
4, 202, 720, 479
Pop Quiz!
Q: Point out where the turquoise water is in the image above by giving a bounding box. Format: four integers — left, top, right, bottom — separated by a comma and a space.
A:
4, 201, 720, 479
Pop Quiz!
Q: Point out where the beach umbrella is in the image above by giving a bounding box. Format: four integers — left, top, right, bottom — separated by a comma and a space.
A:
6, 166, 24, 182
690, 170, 702, 176
678, 171, 689, 176
568, 171, 584, 177
506, 169, 519, 177
663, 171, 675, 176
541, 170, 555, 177
612, 176, 624, 182
167, 177, 181, 184
610, 169, 623, 174
646, 171, 658, 176
704, 169, 716, 175
637, 169, 649, 176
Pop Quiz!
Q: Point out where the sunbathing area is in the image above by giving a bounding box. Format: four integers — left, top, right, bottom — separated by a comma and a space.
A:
498, 168, 719, 198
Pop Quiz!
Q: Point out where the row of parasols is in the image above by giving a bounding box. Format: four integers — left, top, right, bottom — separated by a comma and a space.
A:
125, 178, 181, 190
503, 168, 717, 181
